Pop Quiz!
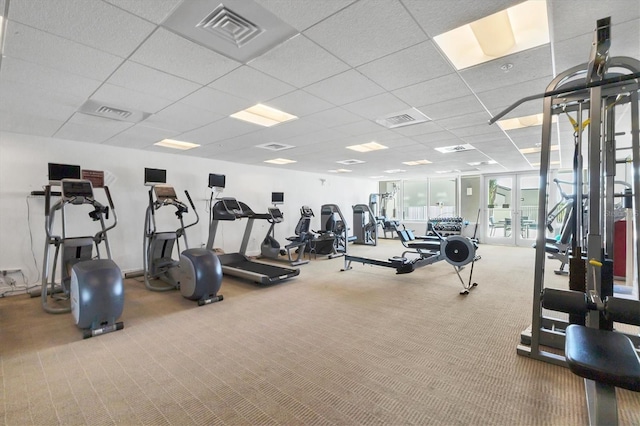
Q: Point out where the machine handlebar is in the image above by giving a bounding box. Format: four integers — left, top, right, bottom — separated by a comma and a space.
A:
104, 186, 115, 209
44, 185, 51, 217
183, 190, 199, 229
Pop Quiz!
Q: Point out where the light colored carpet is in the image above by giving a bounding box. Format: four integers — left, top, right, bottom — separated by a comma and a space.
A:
1, 241, 638, 425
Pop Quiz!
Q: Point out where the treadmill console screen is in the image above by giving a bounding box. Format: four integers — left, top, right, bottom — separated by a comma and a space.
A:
154, 185, 177, 201
268, 207, 283, 219
61, 179, 93, 200
222, 198, 242, 214
49, 163, 81, 184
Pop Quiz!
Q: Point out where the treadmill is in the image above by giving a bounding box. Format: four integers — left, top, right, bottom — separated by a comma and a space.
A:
206, 197, 300, 285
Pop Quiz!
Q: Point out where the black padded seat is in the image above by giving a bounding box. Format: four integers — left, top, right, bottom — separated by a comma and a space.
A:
407, 241, 441, 250
544, 243, 561, 254
565, 324, 640, 392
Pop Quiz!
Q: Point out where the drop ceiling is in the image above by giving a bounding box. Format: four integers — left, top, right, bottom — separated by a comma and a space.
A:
0, 0, 638, 180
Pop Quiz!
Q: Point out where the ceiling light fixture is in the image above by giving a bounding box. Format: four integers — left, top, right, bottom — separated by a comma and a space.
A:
402, 159, 432, 166
498, 113, 558, 131
346, 141, 388, 153
264, 158, 297, 165
384, 169, 406, 174
520, 145, 559, 154
154, 139, 200, 150
230, 104, 297, 127
433, 0, 549, 70
328, 169, 352, 173
468, 160, 498, 166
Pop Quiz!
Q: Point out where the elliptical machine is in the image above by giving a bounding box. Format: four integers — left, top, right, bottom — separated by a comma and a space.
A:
41, 177, 124, 338
260, 207, 309, 266
142, 181, 223, 306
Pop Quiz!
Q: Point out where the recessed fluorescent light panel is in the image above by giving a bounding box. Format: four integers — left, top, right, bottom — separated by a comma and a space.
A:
346, 142, 388, 153
336, 159, 365, 165
434, 144, 475, 154
520, 145, 559, 154
384, 169, 406, 174
328, 169, 352, 173
433, 0, 549, 70
498, 113, 557, 131
402, 159, 432, 166
264, 158, 296, 165
230, 104, 297, 127
154, 139, 200, 150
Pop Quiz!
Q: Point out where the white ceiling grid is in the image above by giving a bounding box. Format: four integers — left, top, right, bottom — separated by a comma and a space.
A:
0, 0, 638, 180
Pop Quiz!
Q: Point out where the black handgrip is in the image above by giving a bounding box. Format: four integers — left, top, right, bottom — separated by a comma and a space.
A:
184, 190, 196, 210
148, 188, 155, 216
44, 185, 51, 216
104, 186, 115, 209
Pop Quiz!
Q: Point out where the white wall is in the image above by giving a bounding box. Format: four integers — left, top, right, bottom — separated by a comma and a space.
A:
0, 131, 376, 283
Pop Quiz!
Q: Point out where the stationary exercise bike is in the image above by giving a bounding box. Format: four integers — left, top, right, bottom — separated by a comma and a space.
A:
41, 178, 124, 338
143, 183, 223, 306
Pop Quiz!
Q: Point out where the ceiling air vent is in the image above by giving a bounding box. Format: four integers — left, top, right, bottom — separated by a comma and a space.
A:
255, 142, 295, 151
336, 159, 365, 165
434, 143, 476, 154
197, 5, 263, 48
162, 0, 298, 63
78, 100, 150, 123
376, 108, 431, 129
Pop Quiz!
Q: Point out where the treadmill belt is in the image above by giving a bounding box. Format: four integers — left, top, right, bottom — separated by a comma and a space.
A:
227, 260, 295, 278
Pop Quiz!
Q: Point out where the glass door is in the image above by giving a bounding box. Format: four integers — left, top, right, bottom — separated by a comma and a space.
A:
484, 173, 540, 246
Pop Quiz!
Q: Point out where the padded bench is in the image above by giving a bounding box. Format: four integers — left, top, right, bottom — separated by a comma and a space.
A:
565, 325, 640, 392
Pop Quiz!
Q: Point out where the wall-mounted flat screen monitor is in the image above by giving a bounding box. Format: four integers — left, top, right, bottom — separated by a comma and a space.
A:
145, 168, 166, 186
48, 163, 81, 185
271, 192, 284, 204
208, 173, 225, 189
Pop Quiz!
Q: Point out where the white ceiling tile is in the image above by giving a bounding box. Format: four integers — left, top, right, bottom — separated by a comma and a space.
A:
420, 95, 486, 121
254, 0, 356, 31
3, 21, 123, 80
177, 118, 259, 145
108, 61, 201, 102
550, 0, 640, 43
412, 130, 460, 147
143, 103, 224, 133
0, 56, 102, 100
279, 128, 347, 147
103, 0, 183, 24
477, 76, 553, 114
402, 0, 523, 37
9, 0, 155, 57
459, 45, 554, 93
260, 118, 325, 141
392, 121, 443, 137
304, 0, 427, 67
267, 90, 334, 117
0, 112, 64, 137
393, 73, 472, 107
248, 35, 350, 88
437, 111, 494, 131
91, 83, 173, 114
180, 87, 252, 117
334, 120, 383, 137
342, 93, 411, 120
102, 124, 180, 148
0, 80, 84, 121
55, 113, 134, 143
306, 107, 363, 128
304, 70, 386, 105
130, 28, 241, 85
357, 41, 454, 91
209, 66, 295, 102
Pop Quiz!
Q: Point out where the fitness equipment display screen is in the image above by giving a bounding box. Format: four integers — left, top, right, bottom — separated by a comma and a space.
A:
48, 163, 81, 184
61, 179, 93, 200
154, 185, 177, 201
268, 207, 283, 219
271, 192, 284, 204
222, 198, 242, 214
144, 168, 167, 185
208, 173, 226, 189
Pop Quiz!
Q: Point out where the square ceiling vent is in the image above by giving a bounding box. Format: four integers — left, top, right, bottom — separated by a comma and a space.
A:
256, 142, 295, 151
78, 100, 150, 123
376, 107, 431, 129
434, 143, 476, 154
336, 159, 365, 165
163, 0, 298, 63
